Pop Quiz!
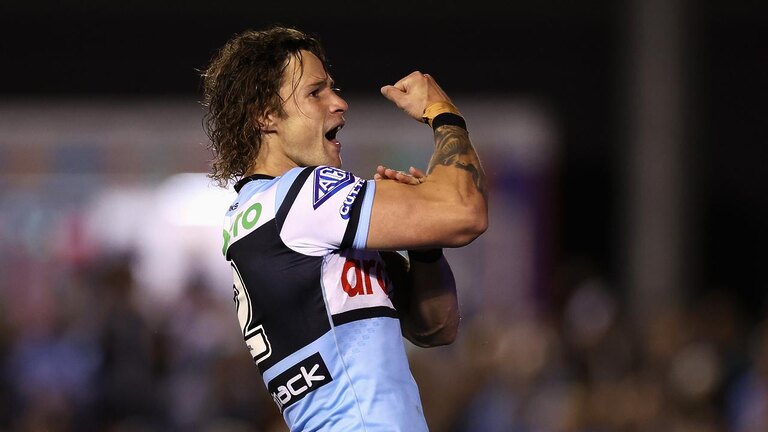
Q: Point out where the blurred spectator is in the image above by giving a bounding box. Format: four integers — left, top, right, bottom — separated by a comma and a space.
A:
88, 254, 164, 430
163, 276, 252, 430
4, 263, 102, 431
727, 320, 768, 432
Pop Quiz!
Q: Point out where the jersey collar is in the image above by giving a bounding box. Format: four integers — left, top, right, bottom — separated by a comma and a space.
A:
234, 174, 275, 193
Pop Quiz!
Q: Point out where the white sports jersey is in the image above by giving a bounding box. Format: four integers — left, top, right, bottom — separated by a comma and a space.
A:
222, 166, 428, 432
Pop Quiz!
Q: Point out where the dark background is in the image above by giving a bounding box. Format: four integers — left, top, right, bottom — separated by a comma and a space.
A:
1, 0, 766, 316
1, 2, 768, 431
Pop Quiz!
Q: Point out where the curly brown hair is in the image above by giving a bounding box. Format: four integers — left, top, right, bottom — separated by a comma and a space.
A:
201, 26, 327, 187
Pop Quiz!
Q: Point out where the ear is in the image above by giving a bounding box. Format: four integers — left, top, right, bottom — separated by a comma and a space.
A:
252, 108, 277, 134
259, 112, 278, 134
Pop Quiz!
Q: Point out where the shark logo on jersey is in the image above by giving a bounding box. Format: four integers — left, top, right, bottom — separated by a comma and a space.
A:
313, 167, 354, 209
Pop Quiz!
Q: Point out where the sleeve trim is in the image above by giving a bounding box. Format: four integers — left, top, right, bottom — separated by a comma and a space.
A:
352, 180, 376, 249
340, 180, 368, 249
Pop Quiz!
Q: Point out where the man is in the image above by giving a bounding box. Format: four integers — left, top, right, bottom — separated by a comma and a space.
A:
202, 26, 487, 431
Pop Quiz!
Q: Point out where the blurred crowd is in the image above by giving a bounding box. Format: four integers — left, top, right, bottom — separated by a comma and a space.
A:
411, 271, 768, 432
1, 250, 766, 432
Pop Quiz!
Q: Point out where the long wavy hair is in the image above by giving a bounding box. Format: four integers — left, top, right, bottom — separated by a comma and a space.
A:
201, 26, 327, 187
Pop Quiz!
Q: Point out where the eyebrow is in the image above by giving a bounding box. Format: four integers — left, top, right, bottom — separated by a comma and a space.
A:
306, 77, 334, 89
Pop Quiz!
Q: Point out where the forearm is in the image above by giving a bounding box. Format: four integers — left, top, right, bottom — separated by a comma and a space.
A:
379, 72, 488, 235
427, 121, 487, 204
419, 116, 488, 244
394, 121, 481, 338
367, 74, 489, 250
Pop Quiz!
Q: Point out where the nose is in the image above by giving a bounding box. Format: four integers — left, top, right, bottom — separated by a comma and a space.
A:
329, 92, 348, 114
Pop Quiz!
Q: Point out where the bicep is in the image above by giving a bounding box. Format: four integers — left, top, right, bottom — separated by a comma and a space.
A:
365, 178, 477, 250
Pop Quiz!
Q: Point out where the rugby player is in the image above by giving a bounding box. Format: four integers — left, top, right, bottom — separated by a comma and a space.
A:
202, 25, 487, 431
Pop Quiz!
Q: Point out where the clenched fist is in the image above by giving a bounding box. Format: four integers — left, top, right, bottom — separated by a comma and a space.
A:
380, 72, 453, 122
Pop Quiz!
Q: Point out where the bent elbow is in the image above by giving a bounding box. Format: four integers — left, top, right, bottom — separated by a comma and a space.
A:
407, 313, 460, 347
429, 321, 459, 346
471, 206, 488, 237
447, 203, 488, 247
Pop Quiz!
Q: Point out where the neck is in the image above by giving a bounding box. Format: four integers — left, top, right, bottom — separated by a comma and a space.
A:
245, 140, 298, 177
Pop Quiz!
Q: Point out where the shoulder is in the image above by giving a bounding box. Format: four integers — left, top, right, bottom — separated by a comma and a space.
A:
277, 166, 369, 211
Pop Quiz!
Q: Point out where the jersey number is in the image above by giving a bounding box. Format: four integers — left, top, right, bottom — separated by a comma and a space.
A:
232, 263, 272, 364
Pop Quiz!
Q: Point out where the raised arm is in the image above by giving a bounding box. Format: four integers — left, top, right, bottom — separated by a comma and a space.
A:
366, 72, 487, 250
364, 72, 487, 346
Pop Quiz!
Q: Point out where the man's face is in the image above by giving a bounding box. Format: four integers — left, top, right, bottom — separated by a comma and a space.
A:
270, 50, 348, 168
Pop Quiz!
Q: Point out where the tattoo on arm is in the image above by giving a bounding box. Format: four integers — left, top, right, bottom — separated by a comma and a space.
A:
427, 125, 486, 195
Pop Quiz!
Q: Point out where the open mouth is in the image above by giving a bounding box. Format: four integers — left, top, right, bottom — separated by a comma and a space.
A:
325, 123, 344, 142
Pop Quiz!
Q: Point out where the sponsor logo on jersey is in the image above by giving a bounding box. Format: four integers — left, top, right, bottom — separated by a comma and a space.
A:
313, 167, 354, 209
222, 202, 263, 255
268, 352, 332, 412
341, 257, 389, 297
339, 178, 365, 219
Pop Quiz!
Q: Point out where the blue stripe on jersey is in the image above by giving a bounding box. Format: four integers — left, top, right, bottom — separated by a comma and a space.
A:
353, 180, 376, 249
275, 167, 306, 210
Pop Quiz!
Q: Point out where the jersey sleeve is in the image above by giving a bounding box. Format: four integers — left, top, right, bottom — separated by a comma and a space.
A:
275, 166, 376, 256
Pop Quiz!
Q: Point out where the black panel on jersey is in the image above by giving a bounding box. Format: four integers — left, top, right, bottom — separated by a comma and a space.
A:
228, 219, 331, 373
332, 306, 399, 326
234, 174, 276, 193
340, 180, 369, 249
275, 166, 315, 231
